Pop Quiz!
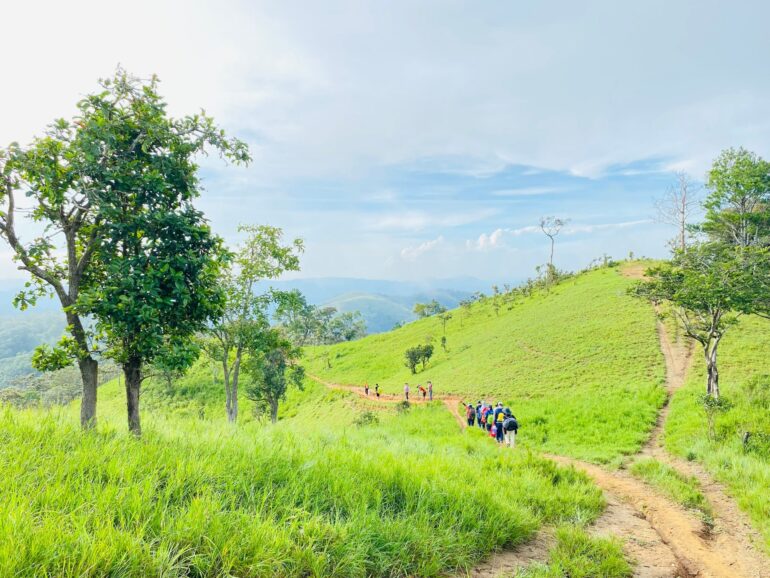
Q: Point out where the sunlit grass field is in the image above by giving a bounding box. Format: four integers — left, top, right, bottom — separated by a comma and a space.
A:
0, 384, 608, 577
664, 315, 770, 551
305, 266, 666, 462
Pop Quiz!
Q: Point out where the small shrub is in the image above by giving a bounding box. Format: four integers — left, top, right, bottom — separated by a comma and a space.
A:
354, 410, 380, 427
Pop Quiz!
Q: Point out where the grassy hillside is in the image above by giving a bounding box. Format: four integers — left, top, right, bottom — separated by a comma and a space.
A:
305, 266, 666, 462
0, 381, 609, 577
664, 315, 770, 549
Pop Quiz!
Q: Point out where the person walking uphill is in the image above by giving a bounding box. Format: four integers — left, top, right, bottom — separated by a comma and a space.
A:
418, 384, 427, 399
465, 403, 476, 427
404, 383, 410, 401
494, 402, 506, 443
502, 407, 518, 448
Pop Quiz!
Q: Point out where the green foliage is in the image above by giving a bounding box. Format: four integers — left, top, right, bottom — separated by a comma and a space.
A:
243, 328, 305, 422
629, 458, 712, 522
702, 147, 770, 247
403, 343, 433, 374
520, 526, 631, 578
308, 267, 665, 462
0, 400, 605, 577
274, 292, 367, 346
699, 393, 733, 440
413, 299, 447, 318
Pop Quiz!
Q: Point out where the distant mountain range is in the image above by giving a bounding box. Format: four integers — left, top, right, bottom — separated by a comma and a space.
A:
263, 276, 499, 333
0, 276, 502, 387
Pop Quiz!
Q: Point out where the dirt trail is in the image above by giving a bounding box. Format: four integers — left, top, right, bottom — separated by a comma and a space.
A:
308, 374, 468, 429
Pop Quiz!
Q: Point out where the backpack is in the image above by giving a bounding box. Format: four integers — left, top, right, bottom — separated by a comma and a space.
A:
486, 412, 494, 425
489, 425, 497, 437
503, 417, 518, 432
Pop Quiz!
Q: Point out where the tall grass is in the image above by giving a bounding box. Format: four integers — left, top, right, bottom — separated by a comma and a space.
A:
0, 402, 604, 577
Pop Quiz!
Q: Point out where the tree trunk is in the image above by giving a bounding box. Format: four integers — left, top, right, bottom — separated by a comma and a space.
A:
66, 311, 99, 429
223, 361, 232, 421
704, 338, 721, 399
124, 356, 142, 436
231, 346, 242, 423
270, 399, 279, 424
78, 357, 98, 429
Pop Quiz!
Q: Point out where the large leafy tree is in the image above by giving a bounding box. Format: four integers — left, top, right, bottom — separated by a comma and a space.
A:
0, 91, 115, 428
202, 225, 303, 423
636, 243, 768, 399
244, 327, 304, 423
79, 70, 249, 436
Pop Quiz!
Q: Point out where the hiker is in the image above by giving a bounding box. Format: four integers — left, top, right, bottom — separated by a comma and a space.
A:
502, 408, 519, 448
375, 383, 380, 398
485, 405, 494, 431
364, 382, 369, 396
476, 400, 483, 428
404, 383, 410, 401
428, 381, 433, 401
419, 384, 427, 399
494, 402, 505, 443
465, 403, 475, 427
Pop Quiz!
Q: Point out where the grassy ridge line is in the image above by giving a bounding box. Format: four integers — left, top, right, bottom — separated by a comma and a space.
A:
0, 400, 605, 577
305, 266, 666, 463
665, 314, 770, 551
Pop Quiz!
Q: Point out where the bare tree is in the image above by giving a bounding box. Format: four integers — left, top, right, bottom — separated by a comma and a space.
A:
539, 216, 568, 271
654, 171, 701, 252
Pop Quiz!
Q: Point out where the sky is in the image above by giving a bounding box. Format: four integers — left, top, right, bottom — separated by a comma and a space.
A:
2, 0, 769, 283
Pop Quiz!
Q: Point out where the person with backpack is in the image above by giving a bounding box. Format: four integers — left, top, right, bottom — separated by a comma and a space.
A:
404, 383, 410, 401
465, 403, 475, 427
475, 401, 483, 428
485, 405, 495, 432
375, 383, 380, 398
418, 384, 427, 399
502, 407, 519, 448
494, 402, 506, 443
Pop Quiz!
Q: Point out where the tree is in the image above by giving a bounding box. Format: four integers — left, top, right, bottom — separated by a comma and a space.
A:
413, 299, 447, 318
702, 148, 770, 248
655, 171, 701, 251
203, 225, 303, 423
244, 328, 304, 423
539, 216, 568, 280
437, 312, 452, 335
403, 344, 434, 374
273, 289, 318, 346
1, 111, 106, 429
404, 346, 422, 374
78, 70, 250, 436
329, 311, 367, 342
420, 344, 434, 370
634, 243, 768, 399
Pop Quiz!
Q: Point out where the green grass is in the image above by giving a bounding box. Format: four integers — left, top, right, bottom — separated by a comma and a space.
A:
518, 526, 631, 578
305, 266, 666, 462
0, 395, 607, 577
665, 314, 770, 551
629, 458, 712, 522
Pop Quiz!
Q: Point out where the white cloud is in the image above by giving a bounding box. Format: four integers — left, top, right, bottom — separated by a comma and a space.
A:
466, 228, 506, 251
400, 236, 444, 261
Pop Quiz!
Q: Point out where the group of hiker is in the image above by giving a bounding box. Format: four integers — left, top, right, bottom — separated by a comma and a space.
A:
465, 401, 518, 447
402, 381, 433, 401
